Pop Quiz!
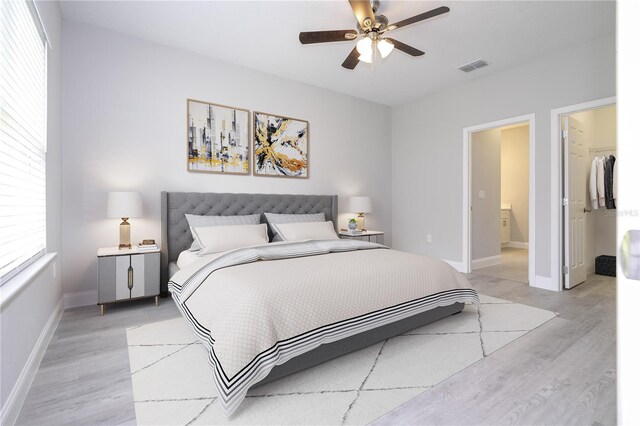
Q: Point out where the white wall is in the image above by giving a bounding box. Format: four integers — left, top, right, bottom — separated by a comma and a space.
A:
61, 21, 392, 302
471, 128, 501, 261
0, 1, 64, 423
501, 125, 529, 243
391, 34, 615, 280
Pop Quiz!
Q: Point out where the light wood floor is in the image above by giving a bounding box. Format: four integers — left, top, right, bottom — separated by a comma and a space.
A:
475, 247, 529, 284
16, 272, 615, 425
375, 272, 616, 425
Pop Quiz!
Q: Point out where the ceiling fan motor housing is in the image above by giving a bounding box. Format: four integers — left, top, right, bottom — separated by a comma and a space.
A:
359, 14, 389, 32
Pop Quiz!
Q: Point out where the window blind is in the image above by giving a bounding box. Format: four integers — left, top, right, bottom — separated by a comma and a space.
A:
0, 0, 48, 284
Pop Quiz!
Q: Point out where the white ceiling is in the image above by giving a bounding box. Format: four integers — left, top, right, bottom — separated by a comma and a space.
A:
59, 1, 615, 106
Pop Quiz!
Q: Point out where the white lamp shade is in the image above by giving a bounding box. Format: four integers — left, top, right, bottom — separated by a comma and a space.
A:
356, 37, 373, 63
377, 39, 394, 58
356, 37, 372, 56
349, 196, 372, 213
358, 52, 372, 63
107, 192, 142, 218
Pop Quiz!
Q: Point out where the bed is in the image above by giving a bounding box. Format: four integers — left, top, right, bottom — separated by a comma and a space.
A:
161, 191, 478, 416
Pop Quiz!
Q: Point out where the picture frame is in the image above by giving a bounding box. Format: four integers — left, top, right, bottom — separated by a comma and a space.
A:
253, 111, 309, 178
186, 99, 251, 175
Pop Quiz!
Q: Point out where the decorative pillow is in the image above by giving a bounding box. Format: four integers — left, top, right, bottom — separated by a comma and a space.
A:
185, 214, 261, 251
271, 221, 338, 242
264, 212, 326, 242
193, 223, 269, 255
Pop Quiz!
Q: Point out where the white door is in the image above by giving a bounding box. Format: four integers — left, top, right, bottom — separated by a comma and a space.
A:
563, 115, 588, 288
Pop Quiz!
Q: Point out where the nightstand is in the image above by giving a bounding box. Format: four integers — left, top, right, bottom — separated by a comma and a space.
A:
97, 246, 161, 315
339, 230, 384, 244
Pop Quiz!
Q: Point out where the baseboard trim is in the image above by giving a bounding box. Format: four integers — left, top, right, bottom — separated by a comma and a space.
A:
1, 297, 63, 426
504, 241, 529, 249
63, 290, 97, 309
531, 275, 560, 292
472, 255, 502, 270
442, 259, 465, 273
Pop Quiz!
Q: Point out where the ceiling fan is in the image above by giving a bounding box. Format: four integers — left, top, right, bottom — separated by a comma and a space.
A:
298, 0, 450, 69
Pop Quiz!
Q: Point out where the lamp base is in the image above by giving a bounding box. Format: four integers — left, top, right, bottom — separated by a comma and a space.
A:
356, 213, 367, 232
119, 218, 131, 249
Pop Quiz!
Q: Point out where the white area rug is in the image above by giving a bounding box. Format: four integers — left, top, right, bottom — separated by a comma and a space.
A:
126, 295, 556, 425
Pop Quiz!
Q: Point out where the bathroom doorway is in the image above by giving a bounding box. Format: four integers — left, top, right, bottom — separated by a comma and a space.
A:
462, 114, 535, 286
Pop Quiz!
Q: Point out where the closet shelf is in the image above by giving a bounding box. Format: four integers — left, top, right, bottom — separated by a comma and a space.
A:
589, 146, 616, 154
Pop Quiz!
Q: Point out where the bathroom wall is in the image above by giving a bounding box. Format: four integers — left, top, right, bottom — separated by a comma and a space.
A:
501, 125, 529, 244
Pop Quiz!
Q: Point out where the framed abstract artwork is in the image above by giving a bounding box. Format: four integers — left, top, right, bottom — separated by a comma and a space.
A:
253, 111, 309, 178
187, 99, 250, 175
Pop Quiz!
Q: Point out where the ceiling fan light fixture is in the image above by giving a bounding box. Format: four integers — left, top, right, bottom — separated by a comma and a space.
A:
358, 52, 372, 63
377, 39, 394, 58
356, 37, 373, 56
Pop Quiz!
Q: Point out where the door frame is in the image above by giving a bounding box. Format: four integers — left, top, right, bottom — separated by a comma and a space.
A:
550, 96, 616, 291
462, 113, 536, 288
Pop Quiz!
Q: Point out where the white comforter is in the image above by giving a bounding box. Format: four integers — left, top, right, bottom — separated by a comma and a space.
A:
169, 239, 478, 416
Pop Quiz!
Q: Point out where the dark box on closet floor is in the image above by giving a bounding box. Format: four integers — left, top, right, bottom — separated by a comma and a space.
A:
595, 255, 616, 277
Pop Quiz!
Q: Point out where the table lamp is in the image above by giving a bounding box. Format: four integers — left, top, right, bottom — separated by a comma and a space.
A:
349, 196, 372, 231
107, 191, 142, 249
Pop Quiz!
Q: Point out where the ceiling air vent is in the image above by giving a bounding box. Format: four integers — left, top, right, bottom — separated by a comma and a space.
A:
458, 59, 488, 73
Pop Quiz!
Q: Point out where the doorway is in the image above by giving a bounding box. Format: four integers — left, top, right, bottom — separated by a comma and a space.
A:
462, 114, 536, 287
550, 97, 616, 291
470, 124, 530, 283
561, 105, 617, 289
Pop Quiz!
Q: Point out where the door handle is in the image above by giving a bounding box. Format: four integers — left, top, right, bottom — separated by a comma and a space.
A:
584, 207, 592, 213
127, 265, 134, 299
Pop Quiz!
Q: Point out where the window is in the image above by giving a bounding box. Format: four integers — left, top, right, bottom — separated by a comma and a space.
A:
0, 0, 48, 284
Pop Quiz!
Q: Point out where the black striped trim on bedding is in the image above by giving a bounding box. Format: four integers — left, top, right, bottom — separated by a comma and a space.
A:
168, 240, 479, 416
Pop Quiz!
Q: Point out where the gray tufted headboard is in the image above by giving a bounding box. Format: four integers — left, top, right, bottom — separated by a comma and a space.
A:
160, 191, 338, 294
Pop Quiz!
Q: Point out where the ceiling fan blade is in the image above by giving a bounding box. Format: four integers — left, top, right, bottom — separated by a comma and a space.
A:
341, 46, 360, 69
386, 38, 425, 57
299, 30, 358, 44
389, 6, 450, 30
348, 0, 376, 29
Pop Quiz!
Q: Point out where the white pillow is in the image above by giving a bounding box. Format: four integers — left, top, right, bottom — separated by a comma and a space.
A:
271, 221, 338, 242
185, 214, 261, 251
264, 212, 326, 242
193, 223, 269, 255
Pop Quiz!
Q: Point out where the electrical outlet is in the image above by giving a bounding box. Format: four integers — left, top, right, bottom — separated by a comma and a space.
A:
479, 190, 486, 199
427, 234, 432, 243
